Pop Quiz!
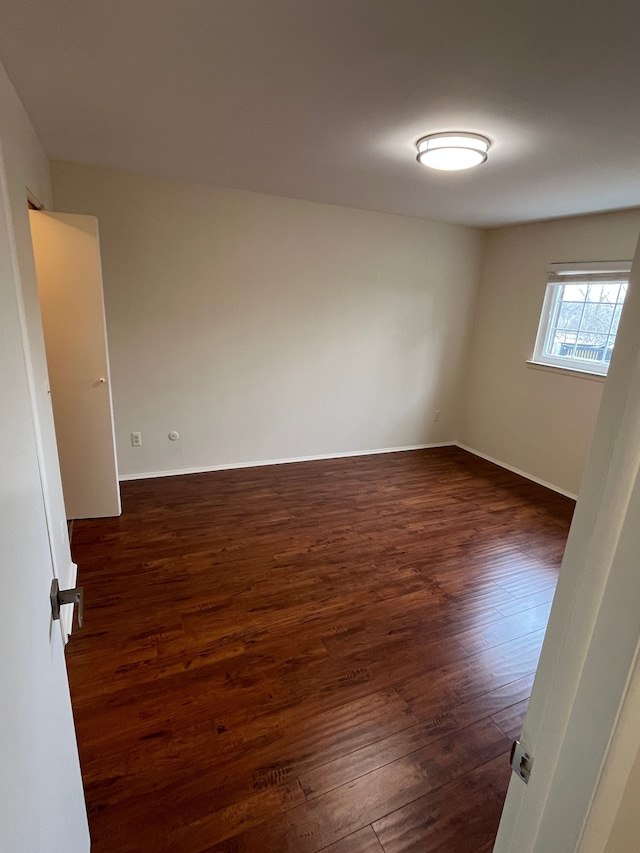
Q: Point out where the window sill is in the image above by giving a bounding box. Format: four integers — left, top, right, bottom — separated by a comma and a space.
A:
526, 360, 607, 382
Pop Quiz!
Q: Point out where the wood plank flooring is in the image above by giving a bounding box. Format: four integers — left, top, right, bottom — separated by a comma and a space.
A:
66, 447, 574, 852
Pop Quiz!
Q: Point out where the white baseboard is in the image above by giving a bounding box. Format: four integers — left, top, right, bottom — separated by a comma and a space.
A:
119, 440, 577, 500
119, 442, 456, 482
455, 442, 578, 500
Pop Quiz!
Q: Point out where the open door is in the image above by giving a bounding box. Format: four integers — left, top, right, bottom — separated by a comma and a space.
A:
0, 153, 89, 850
494, 234, 640, 851
29, 211, 120, 519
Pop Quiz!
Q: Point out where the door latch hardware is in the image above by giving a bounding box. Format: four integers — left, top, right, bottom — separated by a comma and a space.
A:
510, 740, 533, 784
50, 578, 84, 628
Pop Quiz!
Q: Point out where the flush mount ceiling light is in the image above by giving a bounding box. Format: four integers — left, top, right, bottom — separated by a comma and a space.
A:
416, 132, 490, 171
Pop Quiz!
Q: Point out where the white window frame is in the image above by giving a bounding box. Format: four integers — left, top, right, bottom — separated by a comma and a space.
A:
531, 260, 632, 376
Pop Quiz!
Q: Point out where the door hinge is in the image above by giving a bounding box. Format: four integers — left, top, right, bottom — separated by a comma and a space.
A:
511, 740, 533, 784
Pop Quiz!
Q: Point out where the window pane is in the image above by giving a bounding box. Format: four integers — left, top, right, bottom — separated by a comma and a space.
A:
561, 284, 589, 303
548, 334, 572, 356
546, 327, 580, 355
572, 334, 607, 362
586, 282, 621, 303
556, 301, 583, 331
554, 341, 576, 357
576, 332, 607, 346
582, 303, 614, 335
611, 303, 623, 336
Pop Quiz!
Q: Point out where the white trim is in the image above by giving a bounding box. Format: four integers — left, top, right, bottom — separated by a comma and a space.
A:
526, 360, 607, 383
455, 442, 578, 500
118, 442, 455, 481
59, 561, 77, 643
549, 260, 632, 275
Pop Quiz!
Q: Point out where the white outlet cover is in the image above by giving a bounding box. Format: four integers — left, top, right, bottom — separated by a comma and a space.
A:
169, 431, 180, 441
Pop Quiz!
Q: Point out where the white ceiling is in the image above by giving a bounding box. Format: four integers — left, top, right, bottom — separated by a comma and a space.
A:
2, 0, 640, 227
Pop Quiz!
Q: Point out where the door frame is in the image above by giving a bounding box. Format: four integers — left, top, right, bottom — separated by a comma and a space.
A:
29, 209, 121, 522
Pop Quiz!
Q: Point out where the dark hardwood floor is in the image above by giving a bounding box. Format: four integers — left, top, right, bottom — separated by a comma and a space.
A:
66, 447, 574, 853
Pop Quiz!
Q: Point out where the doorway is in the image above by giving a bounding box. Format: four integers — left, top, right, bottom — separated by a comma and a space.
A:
28, 205, 121, 523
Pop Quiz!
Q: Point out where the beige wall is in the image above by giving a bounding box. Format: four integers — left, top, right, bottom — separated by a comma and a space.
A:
458, 210, 640, 497
50, 165, 640, 493
51, 161, 484, 478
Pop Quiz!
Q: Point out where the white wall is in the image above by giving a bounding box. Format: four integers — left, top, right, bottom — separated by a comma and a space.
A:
457, 209, 640, 497
51, 161, 484, 478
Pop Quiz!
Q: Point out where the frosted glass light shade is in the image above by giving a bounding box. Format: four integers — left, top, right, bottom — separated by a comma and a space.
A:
416, 133, 490, 171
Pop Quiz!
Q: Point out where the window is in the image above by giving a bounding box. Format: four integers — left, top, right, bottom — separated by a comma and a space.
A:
532, 261, 631, 375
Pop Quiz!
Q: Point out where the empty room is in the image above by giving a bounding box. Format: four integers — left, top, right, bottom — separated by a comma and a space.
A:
3, 3, 640, 853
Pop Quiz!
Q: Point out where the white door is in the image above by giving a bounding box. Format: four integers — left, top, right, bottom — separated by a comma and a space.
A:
29, 210, 121, 519
494, 234, 640, 851
0, 157, 89, 849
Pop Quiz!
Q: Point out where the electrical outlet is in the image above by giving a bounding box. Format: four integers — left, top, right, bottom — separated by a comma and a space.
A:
131, 431, 142, 447
434, 410, 441, 422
